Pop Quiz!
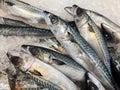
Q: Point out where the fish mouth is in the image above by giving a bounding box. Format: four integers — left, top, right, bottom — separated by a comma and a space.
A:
21, 45, 38, 56
1, 0, 15, 7
21, 45, 32, 55
7, 51, 21, 66
64, 6, 74, 16
64, 5, 78, 16
65, 5, 84, 17
43, 11, 56, 25
5, 1, 15, 6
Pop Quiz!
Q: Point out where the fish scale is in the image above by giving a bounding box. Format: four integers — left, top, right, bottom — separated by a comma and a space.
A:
22, 45, 86, 71
26, 73, 63, 90
0, 24, 53, 37
68, 22, 114, 87
7, 51, 78, 90
88, 18, 111, 74
65, 5, 112, 75
0, 17, 30, 27
44, 12, 115, 89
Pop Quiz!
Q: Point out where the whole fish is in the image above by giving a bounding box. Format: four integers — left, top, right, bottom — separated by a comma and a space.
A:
65, 5, 112, 75
21, 45, 86, 71
21, 45, 86, 81
102, 24, 120, 88
0, 24, 53, 38
44, 12, 115, 89
7, 51, 79, 90
1, 0, 47, 28
0, 17, 30, 27
64, 4, 120, 29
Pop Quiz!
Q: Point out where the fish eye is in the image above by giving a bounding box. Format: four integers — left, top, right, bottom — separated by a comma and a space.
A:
49, 15, 58, 24
76, 8, 84, 16
5, 1, 15, 6
10, 56, 21, 66
29, 47, 36, 55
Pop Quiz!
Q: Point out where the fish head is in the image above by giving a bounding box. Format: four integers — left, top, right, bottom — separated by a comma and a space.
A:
21, 45, 52, 64
65, 5, 85, 18
7, 50, 35, 72
44, 12, 70, 40
0, 0, 16, 8
44, 12, 59, 26
7, 51, 23, 67
21, 45, 41, 57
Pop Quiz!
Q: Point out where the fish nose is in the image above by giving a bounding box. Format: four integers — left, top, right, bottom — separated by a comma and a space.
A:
21, 45, 28, 50
7, 52, 21, 66
64, 6, 74, 16
6, 52, 12, 59
21, 45, 29, 53
43, 11, 50, 19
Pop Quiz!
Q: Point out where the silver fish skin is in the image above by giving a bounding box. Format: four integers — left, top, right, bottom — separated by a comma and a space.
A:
21, 45, 86, 72
44, 12, 115, 89
53, 65, 85, 81
65, 5, 112, 75
23, 73, 63, 90
64, 4, 120, 29
44, 12, 95, 72
0, 17, 30, 27
1, 0, 46, 25
7, 51, 79, 90
86, 73, 105, 90
21, 45, 86, 81
0, 24, 53, 38
21, 87, 47, 90
28, 65, 84, 86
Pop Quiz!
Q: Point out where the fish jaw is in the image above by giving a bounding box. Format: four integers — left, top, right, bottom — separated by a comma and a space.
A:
64, 6, 75, 17
64, 5, 85, 18
7, 51, 35, 72
21, 45, 32, 55
7, 51, 23, 67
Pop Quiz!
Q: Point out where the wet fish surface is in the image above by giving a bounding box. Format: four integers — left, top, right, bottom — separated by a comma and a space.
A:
22, 73, 63, 90
102, 24, 120, 88
21, 45, 86, 81
21, 45, 86, 71
44, 11, 115, 89
7, 51, 79, 90
0, 24, 53, 38
85, 72, 105, 90
65, 5, 112, 76
0, 0, 120, 90
0, 17, 30, 27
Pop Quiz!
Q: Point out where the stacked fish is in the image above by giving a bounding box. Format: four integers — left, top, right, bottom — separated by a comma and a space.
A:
0, 0, 120, 90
